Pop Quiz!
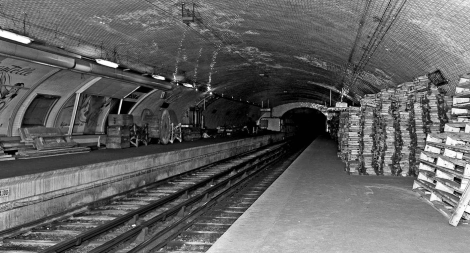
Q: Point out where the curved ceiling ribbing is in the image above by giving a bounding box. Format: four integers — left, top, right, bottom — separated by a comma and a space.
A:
0, 0, 468, 107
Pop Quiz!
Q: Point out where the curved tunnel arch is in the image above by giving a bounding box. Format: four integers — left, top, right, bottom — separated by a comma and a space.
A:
0, 1, 468, 137
260, 102, 327, 119
281, 107, 327, 139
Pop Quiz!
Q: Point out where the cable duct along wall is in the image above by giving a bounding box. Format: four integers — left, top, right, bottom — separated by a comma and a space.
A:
0, 40, 173, 91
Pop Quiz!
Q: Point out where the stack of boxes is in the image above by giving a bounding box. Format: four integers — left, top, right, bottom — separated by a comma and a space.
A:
452, 73, 470, 122
374, 97, 385, 175
337, 108, 362, 174
412, 72, 470, 223
381, 90, 396, 175
338, 111, 349, 160
347, 108, 362, 174
426, 88, 442, 134
335, 73, 450, 176
397, 102, 411, 176
106, 114, 133, 149
360, 95, 376, 175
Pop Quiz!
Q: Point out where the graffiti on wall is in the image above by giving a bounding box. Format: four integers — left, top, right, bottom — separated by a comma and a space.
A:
0, 83, 26, 112
0, 64, 34, 113
0, 58, 57, 136
0, 67, 31, 131
0, 65, 35, 76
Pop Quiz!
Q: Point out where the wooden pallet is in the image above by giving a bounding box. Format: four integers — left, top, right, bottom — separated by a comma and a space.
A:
413, 180, 455, 220
413, 75, 470, 226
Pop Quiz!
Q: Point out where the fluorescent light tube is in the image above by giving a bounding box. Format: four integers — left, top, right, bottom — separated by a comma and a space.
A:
182, 83, 194, 88
152, 75, 166, 80
95, 59, 119, 68
0, 29, 33, 44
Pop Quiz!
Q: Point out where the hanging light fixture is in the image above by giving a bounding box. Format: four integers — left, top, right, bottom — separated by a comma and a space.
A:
152, 74, 166, 80
182, 82, 194, 88
0, 29, 33, 44
95, 59, 119, 68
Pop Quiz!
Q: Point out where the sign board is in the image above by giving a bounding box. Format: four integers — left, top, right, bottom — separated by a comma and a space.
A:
327, 107, 348, 112
259, 117, 281, 131
336, 102, 348, 108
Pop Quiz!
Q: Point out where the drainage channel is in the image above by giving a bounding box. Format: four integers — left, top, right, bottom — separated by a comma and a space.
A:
0, 141, 289, 253
126, 140, 308, 253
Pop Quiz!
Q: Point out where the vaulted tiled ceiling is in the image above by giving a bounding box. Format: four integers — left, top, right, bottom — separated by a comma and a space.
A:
0, 0, 469, 107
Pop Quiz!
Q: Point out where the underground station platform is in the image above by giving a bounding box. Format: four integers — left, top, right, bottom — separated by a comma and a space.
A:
207, 135, 470, 253
1, 134, 470, 252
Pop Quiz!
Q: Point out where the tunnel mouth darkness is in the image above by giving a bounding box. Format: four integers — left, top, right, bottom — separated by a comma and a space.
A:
281, 108, 326, 141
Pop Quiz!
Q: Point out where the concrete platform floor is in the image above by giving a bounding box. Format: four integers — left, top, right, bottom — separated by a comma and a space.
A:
207, 135, 470, 253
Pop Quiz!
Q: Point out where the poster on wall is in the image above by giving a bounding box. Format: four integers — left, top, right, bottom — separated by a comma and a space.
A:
54, 95, 76, 133
0, 58, 55, 135
72, 94, 118, 135
92, 96, 118, 134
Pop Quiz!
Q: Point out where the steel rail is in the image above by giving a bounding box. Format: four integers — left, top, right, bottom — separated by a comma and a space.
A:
39, 142, 287, 253
98, 144, 286, 253
133, 139, 307, 253
0, 141, 270, 240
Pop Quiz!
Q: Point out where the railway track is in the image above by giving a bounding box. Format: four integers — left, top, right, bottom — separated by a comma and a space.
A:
140, 140, 307, 253
0, 140, 292, 253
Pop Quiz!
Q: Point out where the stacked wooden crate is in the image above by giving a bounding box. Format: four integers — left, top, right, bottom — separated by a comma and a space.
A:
396, 87, 411, 176
427, 88, 442, 133
452, 74, 470, 122
336, 74, 452, 177
381, 89, 396, 176
413, 73, 470, 225
337, 108, 361, 174
106, 114, 133, 149
337, 111, 349, 160
415, 93, 427, 149
347, 108, 362, 174
439, 95, 453, 132
360, 95, 377, 175
413, 93, 427, 175
373, 97, 384, 175
408, 95, 418, 175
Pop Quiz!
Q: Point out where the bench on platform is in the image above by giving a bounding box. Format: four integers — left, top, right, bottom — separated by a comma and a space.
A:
19, 127, 77, 150
17, 127, 90, 158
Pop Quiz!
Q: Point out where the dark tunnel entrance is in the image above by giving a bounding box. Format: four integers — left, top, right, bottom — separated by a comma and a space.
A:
281, 107, 327, 141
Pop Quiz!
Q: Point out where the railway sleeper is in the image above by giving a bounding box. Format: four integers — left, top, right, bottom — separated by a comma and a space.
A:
0, 141, 290, 253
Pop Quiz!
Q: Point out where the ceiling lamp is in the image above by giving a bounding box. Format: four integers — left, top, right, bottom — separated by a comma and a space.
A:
173, 73, 185, 82
0, 29, 33, 44
152, 74, 166, 80
182, 83, 194, 88
95, 59, 119, 68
